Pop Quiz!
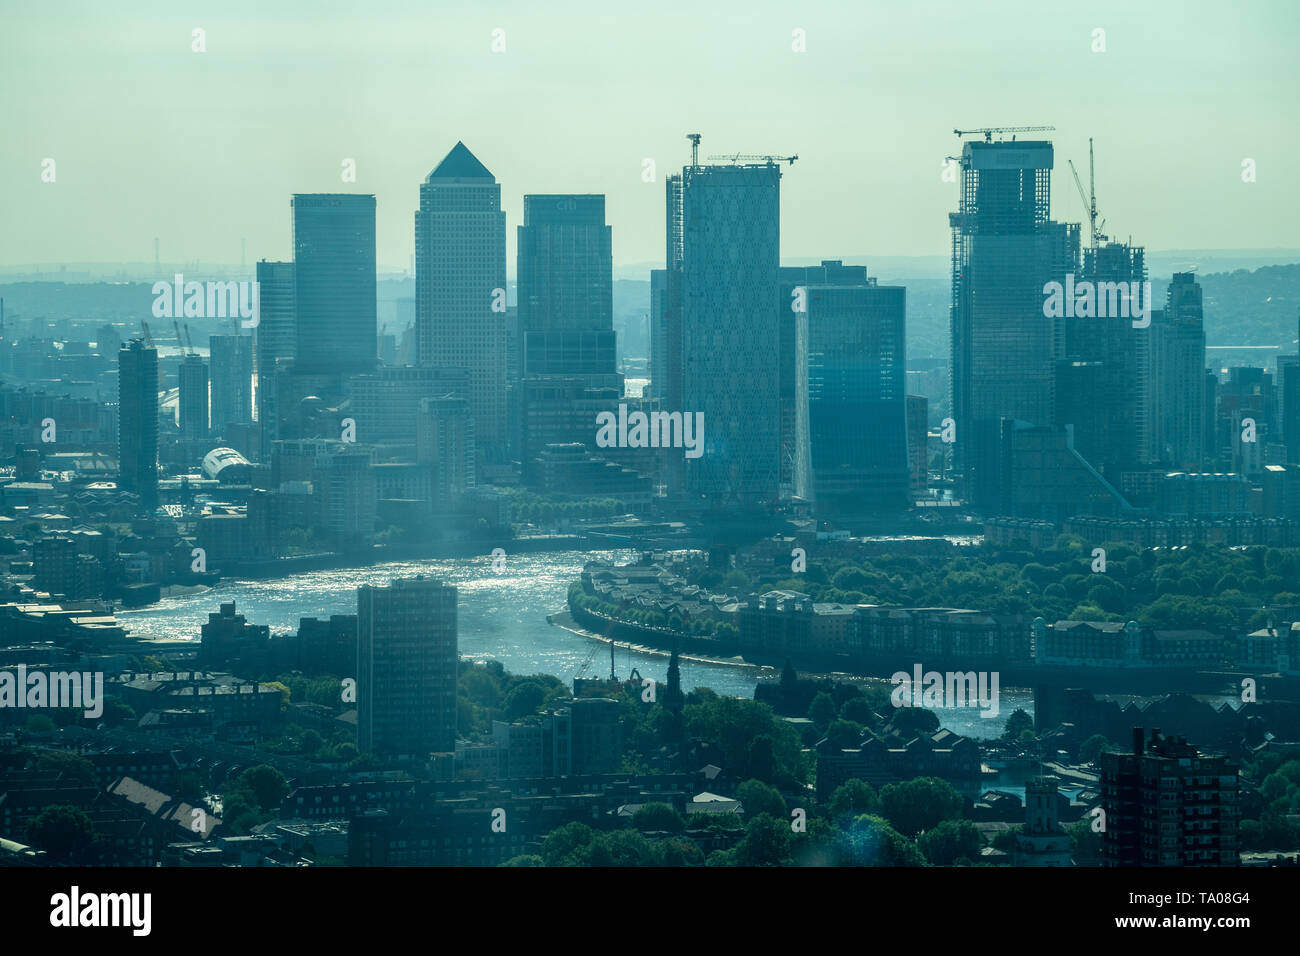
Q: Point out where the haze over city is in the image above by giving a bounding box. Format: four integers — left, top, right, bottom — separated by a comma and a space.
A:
3, 0, 1299, 271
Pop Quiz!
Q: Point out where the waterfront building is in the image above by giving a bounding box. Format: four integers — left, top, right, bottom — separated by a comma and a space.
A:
357, 577, 459, 758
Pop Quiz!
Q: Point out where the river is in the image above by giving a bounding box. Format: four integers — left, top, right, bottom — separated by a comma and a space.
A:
116, 549, 1029, 738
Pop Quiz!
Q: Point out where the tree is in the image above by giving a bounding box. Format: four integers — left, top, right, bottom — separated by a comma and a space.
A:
1067, 818, 1103, 863
807, 692, 837, 732
732, 814, 793, 866
631, 802, 685, 834
737, 779, 787, 820
26, 805, 96, 863
834, 814, 925, 867
825, 719, 865, 751
878, 777, 964, 836
504, 681, 547, 720
501, 854, 545, 867
827, 780, 879, 819
236, 764, 289, 811
888, 706, 939, 738
918, 819, 980, 865
299, 729, 325, 757
1002, 708, 1034, 741
541, 821, 596, 866
1079, 734, 1111, 764
34, 752, 96, 787
839, 696, 877, 726
743, 734, 778, 783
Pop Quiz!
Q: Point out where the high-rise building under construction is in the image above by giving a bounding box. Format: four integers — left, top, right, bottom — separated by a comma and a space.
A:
949, 136, 1079, 510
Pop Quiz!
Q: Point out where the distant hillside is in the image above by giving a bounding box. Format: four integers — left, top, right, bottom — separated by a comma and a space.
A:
1194, 263, 1300, 348
3, 261, 1297, 359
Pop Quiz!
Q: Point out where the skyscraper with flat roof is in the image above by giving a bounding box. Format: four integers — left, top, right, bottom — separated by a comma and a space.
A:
1151, 272, 1207, 470
209, 333, 253, 437
791, 274, 909, 515
255, 259, 295, 455
357, 577, 459, 758
178, 353, 209, 441
118, 339, 159, 511
517, 194, 614, 375
292, 193, 377, 376
515, 194, 621, 479
669, 159, 783, 510
415, 143, 507, 455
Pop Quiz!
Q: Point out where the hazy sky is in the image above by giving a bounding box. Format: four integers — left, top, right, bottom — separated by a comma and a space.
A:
3, 0, 1297, 273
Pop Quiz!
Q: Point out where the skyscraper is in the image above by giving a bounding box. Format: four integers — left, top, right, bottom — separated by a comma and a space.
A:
1281, 318, 1300, 464
1150, 272, 1207, 470
1059, 240, 1149, 479
209, 333, 253, 437
949, 137, 1079, 510
178, 353, 209, 441
255, 259, 295, 454
357, 577, 458, 758
292, 193, 377, 376
415, 143, 507, 454
789, 267, 909, 515
670, 159, 783, 510
515, 194, 621, 480
517, 194, 614, 375
648, 268, 669, 403
118, 339, 158, 511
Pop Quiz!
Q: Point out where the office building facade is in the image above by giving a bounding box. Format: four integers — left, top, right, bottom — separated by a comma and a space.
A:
670, 160, 783, 510
791, 271, 908, 514
292, 193, 377, 376
118, 339, 159, 510
178, 353, 209, 441
949, 139, 1079, 511
357, 578, 459, 758
415, 143, 507, 453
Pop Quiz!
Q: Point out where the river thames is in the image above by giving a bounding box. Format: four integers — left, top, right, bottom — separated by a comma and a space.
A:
116, 548, 1030, 738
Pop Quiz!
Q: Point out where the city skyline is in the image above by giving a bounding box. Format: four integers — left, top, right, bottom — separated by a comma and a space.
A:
1, 0, 1296, 890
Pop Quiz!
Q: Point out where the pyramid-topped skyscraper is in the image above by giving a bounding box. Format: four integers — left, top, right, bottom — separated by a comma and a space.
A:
416, 142, 507, 456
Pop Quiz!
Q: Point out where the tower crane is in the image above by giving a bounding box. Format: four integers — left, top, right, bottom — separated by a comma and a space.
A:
184, 324, 196, 355
707, 153, 798, 166
173, 319, 188, 356
139, 320, 155, 348
953, 125, 1055, 143
1068, 138, 1109, 273
686, 133, 701, 167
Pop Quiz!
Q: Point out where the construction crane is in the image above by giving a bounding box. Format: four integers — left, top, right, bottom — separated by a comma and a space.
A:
953, 125, 1055, 143
172, 319, 188, 356
139, 320, 155, 348
184, 324, 196, 355
687, 133, 701, 167
1068, 138, 1109, 273
707, 153, 798, 166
